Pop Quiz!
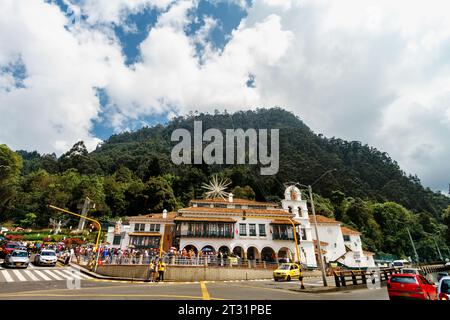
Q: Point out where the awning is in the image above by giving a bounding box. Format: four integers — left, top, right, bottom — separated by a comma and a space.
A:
174, 217, 236, 223
128, 232, 161, 237
270, 220, 300, 226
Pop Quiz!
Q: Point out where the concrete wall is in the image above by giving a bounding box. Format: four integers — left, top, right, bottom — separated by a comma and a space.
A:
95, 265, 322, 281
96, 265, 273, 281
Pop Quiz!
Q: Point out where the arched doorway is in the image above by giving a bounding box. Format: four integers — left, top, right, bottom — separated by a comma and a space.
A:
218, 246, 230, 257
183, 244, 198, 254
201, 245, 215, 254
261, 247, 276, 262
247, 246, 259, 261
233, 246, 244, 259
278, 247, 293, 263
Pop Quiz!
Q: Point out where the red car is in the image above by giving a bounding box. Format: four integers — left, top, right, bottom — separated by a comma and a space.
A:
387, 273, 437, 300
0, 242, 22, 258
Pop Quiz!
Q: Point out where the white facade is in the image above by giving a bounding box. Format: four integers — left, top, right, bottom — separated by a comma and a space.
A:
309, 216, 376, 268
282, 186, 317, 268
177, 216, 299, 262
310, 220, 347, 263
337, 230, 376, 268
105, 212, 175, 252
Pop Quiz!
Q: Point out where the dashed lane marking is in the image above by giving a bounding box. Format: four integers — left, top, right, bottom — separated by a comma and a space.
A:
200, 281, 211, 300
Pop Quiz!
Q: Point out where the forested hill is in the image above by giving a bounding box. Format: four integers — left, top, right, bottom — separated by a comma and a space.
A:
3, 108, 450, 260
92, 108, 449, 217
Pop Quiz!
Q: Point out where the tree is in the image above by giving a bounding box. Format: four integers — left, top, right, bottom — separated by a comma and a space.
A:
143, 176, 179, 212
232, 186, 256, 200
59, 141, 102, 175
0, 145, 23, 217
20, 212, 37, 228
330, 190, 347, 221
443, 206, 450, 244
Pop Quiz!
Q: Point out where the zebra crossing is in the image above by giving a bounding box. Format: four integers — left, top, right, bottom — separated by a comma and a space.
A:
0, 267, 92, 283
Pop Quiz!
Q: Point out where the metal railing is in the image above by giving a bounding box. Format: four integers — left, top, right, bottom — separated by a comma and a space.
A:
84, 254, 280, 269
333, 267, 400, 287
175, 231, 234, 238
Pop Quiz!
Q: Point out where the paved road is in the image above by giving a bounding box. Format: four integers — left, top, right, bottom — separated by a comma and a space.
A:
0, 274, 389, 300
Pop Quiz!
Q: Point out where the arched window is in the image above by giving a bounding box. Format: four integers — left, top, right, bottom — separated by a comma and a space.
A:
288, 206, 293, 213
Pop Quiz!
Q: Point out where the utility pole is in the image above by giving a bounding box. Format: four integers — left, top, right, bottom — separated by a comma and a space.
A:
406, 228, 419, 264
77, 197, 95, 231
309, 185, 328, 287
433, 237, 443, 261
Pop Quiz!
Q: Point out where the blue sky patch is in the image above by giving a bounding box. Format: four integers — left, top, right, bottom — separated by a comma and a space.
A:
0, 56, 28, 90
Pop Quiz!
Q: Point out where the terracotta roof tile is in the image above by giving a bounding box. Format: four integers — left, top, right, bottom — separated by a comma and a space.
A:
309, 215, 340, 224
313, 240, 329, 246
270, 220, 300, 226
173, 217, 236, 223
128, 212, 178, 221
190, 197, 278, 206
129, 232, 161, 236
340, 226, 361, 235
179, 206, 291, 216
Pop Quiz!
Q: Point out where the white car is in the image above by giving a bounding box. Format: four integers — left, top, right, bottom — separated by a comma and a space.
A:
437, 276, 450, 300
3, 250, 30, 268
34, 249, 57, 266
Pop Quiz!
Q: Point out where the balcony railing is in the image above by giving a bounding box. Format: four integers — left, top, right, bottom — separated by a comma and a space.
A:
272, 233, 294, 241
176, 230, 234, 239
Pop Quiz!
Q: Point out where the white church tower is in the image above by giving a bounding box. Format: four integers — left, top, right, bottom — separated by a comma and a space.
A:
281, 185, 317, 268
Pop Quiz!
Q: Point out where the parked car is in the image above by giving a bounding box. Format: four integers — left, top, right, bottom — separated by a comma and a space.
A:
437, 276, 450, 300
273, 263, 302, 281
437, 272, 449, 283
392, 260, 411, 268
2, 249, 30, 268
0, 242, 21, 258
387, 274, 437, 300
400, 268, 423, 275
34, 249, 57, 266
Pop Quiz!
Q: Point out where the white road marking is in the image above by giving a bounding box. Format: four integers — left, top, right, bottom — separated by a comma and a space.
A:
53, 269, 71, 279
33, 270, 52, 281
12, 270, 27, 281
60, 269, 83, 280
1, 270, 14, 282
43, 269, 63, 281
25, 270, 40, 281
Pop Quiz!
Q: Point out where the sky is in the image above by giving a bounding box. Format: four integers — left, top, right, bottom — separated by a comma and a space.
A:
1, 0, 450, 193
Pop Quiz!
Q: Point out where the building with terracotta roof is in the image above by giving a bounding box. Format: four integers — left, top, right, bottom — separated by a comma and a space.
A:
106, 210, 176, 252
105, 184, 375, 269
172, 189, 312, 265
309, 215, 375, 268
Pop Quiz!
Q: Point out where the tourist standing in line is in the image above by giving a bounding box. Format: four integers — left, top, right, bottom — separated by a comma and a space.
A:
158, 260, 165, 282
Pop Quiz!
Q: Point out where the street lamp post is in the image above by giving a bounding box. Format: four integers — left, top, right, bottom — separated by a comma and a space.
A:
295, 168, 337, 287
48, 204, 102, 272
308, 185, 328, 287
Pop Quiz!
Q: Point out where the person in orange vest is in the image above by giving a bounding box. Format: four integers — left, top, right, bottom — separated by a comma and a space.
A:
157, 260, 166, 282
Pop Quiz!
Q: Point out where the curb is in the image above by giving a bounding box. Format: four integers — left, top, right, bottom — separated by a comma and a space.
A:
57, 259, 334, 284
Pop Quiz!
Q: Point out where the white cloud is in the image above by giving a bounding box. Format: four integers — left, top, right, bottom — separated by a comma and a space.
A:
2, 0, 450, 192
68, 0, 174, 25
0, 0, 123, 153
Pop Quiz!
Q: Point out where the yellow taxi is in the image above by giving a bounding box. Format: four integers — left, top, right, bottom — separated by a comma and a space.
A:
228, 256, 238, 265
273, 263, 302, 281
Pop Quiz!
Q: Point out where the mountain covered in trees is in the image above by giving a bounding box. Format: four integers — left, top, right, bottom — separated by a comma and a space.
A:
1, 108, 450, 262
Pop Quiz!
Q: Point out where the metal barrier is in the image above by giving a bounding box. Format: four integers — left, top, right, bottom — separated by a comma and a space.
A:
333, 268, 400, 287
